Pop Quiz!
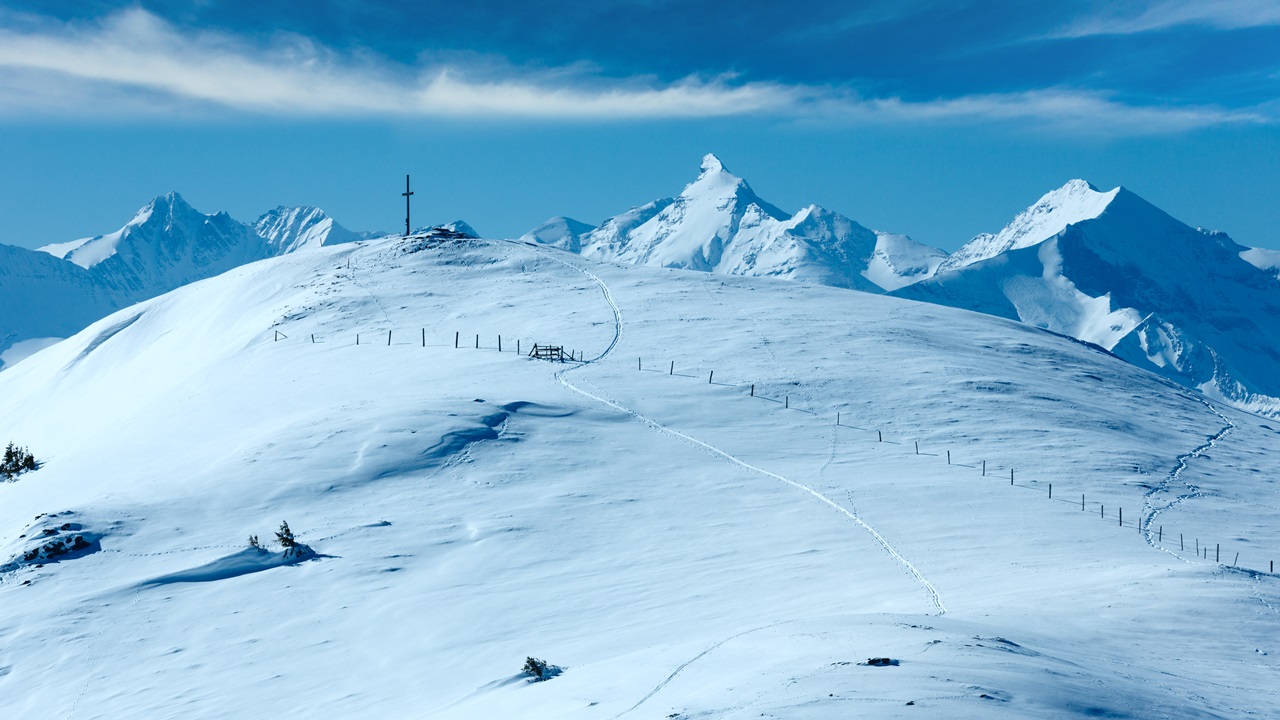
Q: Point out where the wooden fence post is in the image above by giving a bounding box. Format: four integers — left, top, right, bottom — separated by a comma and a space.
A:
670, 361, 674, 375
475, 334, 479, 349
709, 370, 713, 384
750, 384, 754, 397
1119, 507, 1123, 527
982, 460, 986, 476
1010, 468, 1014, 485
786, 396, 789, 409
946, 450, 950, 464
455, 332, 459, 348
914, 441, 919, 455
388, 330, 392, 346
878, 430, 882, 442
498, 336, 502, 352
1216, 544, 1220, 563
517, 339, 521, 355
638, 357, 641, 371
837, 412, 841, 426
357, 333, 360, 345
311, 333, 315, 344
1049, 483, 1052, 499
1233, 552, 1238, 566
422, 328, 425, 347
1081, 493, 1084, 511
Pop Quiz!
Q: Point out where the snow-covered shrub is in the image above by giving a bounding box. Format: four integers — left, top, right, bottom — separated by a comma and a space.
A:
273, 521, 312, 559
522, 657, 562, 682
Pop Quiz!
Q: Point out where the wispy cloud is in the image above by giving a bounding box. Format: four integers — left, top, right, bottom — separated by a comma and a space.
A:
1054, 0, 1280, 38
0, 8, 1267, 134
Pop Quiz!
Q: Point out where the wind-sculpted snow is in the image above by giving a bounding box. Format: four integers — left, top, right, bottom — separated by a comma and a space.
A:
0, 235, 1277, 717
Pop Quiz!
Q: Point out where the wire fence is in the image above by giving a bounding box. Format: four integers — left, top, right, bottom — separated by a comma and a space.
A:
268, 326, 1278, 577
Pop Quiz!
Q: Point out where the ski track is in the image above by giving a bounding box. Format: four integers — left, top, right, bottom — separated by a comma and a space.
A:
1142, 398, 1236, 562
514, 245, 947, 714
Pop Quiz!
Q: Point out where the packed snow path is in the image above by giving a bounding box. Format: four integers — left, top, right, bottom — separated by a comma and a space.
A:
524, 242, 947, 616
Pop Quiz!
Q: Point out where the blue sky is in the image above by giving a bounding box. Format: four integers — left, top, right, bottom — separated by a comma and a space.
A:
0, 1, 1277, 250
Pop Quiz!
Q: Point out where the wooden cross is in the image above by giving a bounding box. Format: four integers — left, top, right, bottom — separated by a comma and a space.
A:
403, 174, 414, 237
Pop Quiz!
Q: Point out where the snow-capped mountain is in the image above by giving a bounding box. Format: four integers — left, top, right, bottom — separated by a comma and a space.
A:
518, 216, 596, 251
38, 192, 272, 300
525, 154, 946, 292
254, 206, 365, 254
1, 193, 383, 370
894, 180, 1280, 415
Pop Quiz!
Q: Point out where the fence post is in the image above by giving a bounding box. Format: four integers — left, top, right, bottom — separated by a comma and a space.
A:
946, 450, 950, 464
1101, 505, 1104, 519
475, 334, 479, 349
915, 441, 919, 455
1119, 507, 1122, 527
786, 396, 789, 409
357, 333, 360, 345
709, 370, 713, 384
422, 328, 425, 347
1010, 468, 1014, 485
1216, 544, 1220, 563
837, 412, 841, 426
982, 460, 985, 476
1159, 525, 1162, 542
311, 333, 315, 344
1049, 483, 1052, 499
1233, 552, 1238, 566
751, 384, 755, 397
517, 339, 521, 355
1081, 493, 1084, 511
670, 361, 674, 376
878, 430, 882, 442
498, 336, 502, 352
455, 332, 459, 348
638, 357, 641, 371
388, 330, 392, 346
1181, 533, 1184, 550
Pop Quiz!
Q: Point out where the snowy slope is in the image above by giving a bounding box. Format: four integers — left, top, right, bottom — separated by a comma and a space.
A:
0, 243, 119, 369
0, 235, 1277, 718
895, 181, 1280, 416
527, 154, 947, 292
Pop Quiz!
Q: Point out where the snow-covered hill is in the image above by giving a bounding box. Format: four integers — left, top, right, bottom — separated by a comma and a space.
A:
526, 154, 946, 292
895, 180, 1280, 416
1, 235, 1277, 718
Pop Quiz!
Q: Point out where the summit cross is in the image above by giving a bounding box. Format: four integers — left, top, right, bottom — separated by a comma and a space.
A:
402, 174, 414, 237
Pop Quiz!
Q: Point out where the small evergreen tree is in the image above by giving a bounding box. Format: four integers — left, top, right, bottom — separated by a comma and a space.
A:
1, 442, 37, 480
275, 521, 296, 550
247, 535, 260, 549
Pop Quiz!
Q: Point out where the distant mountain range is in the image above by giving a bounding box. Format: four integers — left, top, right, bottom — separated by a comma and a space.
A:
525, 155, 1280, 415
1, 194, 390, 368
4, 156, 1280, 415
522, 154, 947, 293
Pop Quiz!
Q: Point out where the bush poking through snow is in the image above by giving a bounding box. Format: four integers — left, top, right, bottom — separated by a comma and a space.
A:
272, 521, 312, 559
1, 442, 38, 480
275, 521, 296, 550
522, 657, 562, 682
247, 535, 260, 549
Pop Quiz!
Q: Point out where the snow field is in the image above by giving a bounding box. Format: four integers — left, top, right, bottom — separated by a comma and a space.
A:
0, 237, 1276, 717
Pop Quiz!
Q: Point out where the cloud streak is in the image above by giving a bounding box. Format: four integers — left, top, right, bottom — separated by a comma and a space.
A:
1054, 0, 1280, 38
0, 8, 1268, 134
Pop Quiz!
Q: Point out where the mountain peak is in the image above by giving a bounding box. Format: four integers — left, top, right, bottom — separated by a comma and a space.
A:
699, 153, 727, 175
